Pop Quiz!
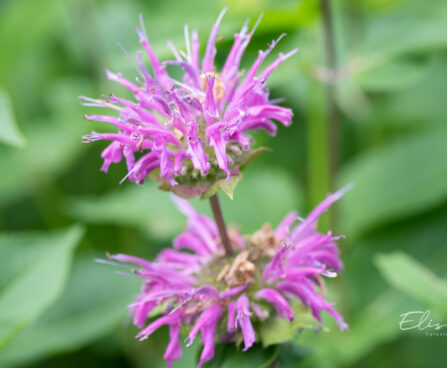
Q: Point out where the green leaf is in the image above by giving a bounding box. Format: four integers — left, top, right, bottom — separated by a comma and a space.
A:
0, 225, 84, 349
275, 343, 310, 367
354, 57, 430, 92
201, 174, 243, 200
375, 251, 447, 315
326, 291, 406, 365
0, 0, 63, 77
338, 131, 447, 237
0, 78, 92, 205
0, 89, 26, 147
67, 184, 185, 241
363, 56, 447, 129
0, 255, 139, 366
298, 290, 410, 368
201, 343, 278, 368
349, 1, 447, 74
220, 174, 243, 200
200, 180, 222, 201
259, 302, 317, 347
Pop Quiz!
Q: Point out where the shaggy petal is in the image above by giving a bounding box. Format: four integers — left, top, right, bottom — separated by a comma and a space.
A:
256, 288, 294, 321
164, 323, 183, 368
236, 294, 256, 351
136, 310, 183, 341
186, 304, 223, 347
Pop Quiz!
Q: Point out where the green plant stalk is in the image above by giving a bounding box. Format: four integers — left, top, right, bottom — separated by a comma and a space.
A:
307, 78, 331, 233
307, 0, 340, 232
318, 0, 350, 319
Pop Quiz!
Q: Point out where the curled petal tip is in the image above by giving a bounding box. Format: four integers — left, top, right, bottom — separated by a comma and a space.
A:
104, 69, 117, 81
217, 7, 228, 23
288, 47, 299, 56
332, 183, 355, 201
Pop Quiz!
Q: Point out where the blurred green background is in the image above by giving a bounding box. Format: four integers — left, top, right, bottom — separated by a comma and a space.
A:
1, 0, 446, 367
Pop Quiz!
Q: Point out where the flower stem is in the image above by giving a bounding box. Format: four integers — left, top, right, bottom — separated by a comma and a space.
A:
209, 194, 233, 256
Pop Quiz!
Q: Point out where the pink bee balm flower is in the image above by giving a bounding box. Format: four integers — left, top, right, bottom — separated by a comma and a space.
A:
81, 9, 297, 198
99, 187, 349, 367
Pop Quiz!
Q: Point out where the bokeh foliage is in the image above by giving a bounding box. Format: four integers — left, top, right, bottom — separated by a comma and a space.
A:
0, 0, 446, 367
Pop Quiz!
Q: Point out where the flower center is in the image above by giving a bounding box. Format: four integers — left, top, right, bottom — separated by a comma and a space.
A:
197, 224, 283, 290
199, 72, 226, 100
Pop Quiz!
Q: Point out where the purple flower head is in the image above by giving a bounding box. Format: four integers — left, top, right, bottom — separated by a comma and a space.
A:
81, 10, 297, 198
101, 187, 349, 367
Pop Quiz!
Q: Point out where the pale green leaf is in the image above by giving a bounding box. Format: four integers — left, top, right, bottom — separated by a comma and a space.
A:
363, 57, 447, 129
259, 302, 317, 347
0, 89, 26, 147
375, 251, 447, 315
0, 226, 84, 348
67, 184, 185, 241
298, 291, 410, 368
338, 131, 447, 237
349, 1, 447, 73
0, 79, 92, 204
219, 174, 243, 200
354, 57, 430, 92
0, 256, 138, 366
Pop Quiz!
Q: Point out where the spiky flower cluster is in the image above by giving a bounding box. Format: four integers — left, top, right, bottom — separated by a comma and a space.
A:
82, 9, 297, 198
103, 189, 347, 367
85, 9, 349, 368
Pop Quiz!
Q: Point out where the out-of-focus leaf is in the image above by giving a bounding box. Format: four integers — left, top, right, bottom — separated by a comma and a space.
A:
68, 167, 304, 239
259, 302, 317, 347
354, 57, 430, 92
67, 184, 185, 241
339, 2, 447, 118
0, 89, 26, 147
0, 79, 91, 204
0, 0, 62, 76
346, 205, 447, 314
0, 256, 138, 367
325, 291, 406, 365
298, 291, 410, 368
226, 0, 319, 30
364, 56, 447, 128
338, 131, 447, 237
336, 78, 371, 121
201, 343, 278, 368
349, 1, 447, 73
0, 226, 84, 349
275, 343, 310, 368
375, 251, 447, 315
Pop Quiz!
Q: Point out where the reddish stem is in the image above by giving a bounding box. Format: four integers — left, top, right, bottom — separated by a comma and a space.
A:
209, 194, 233, 256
